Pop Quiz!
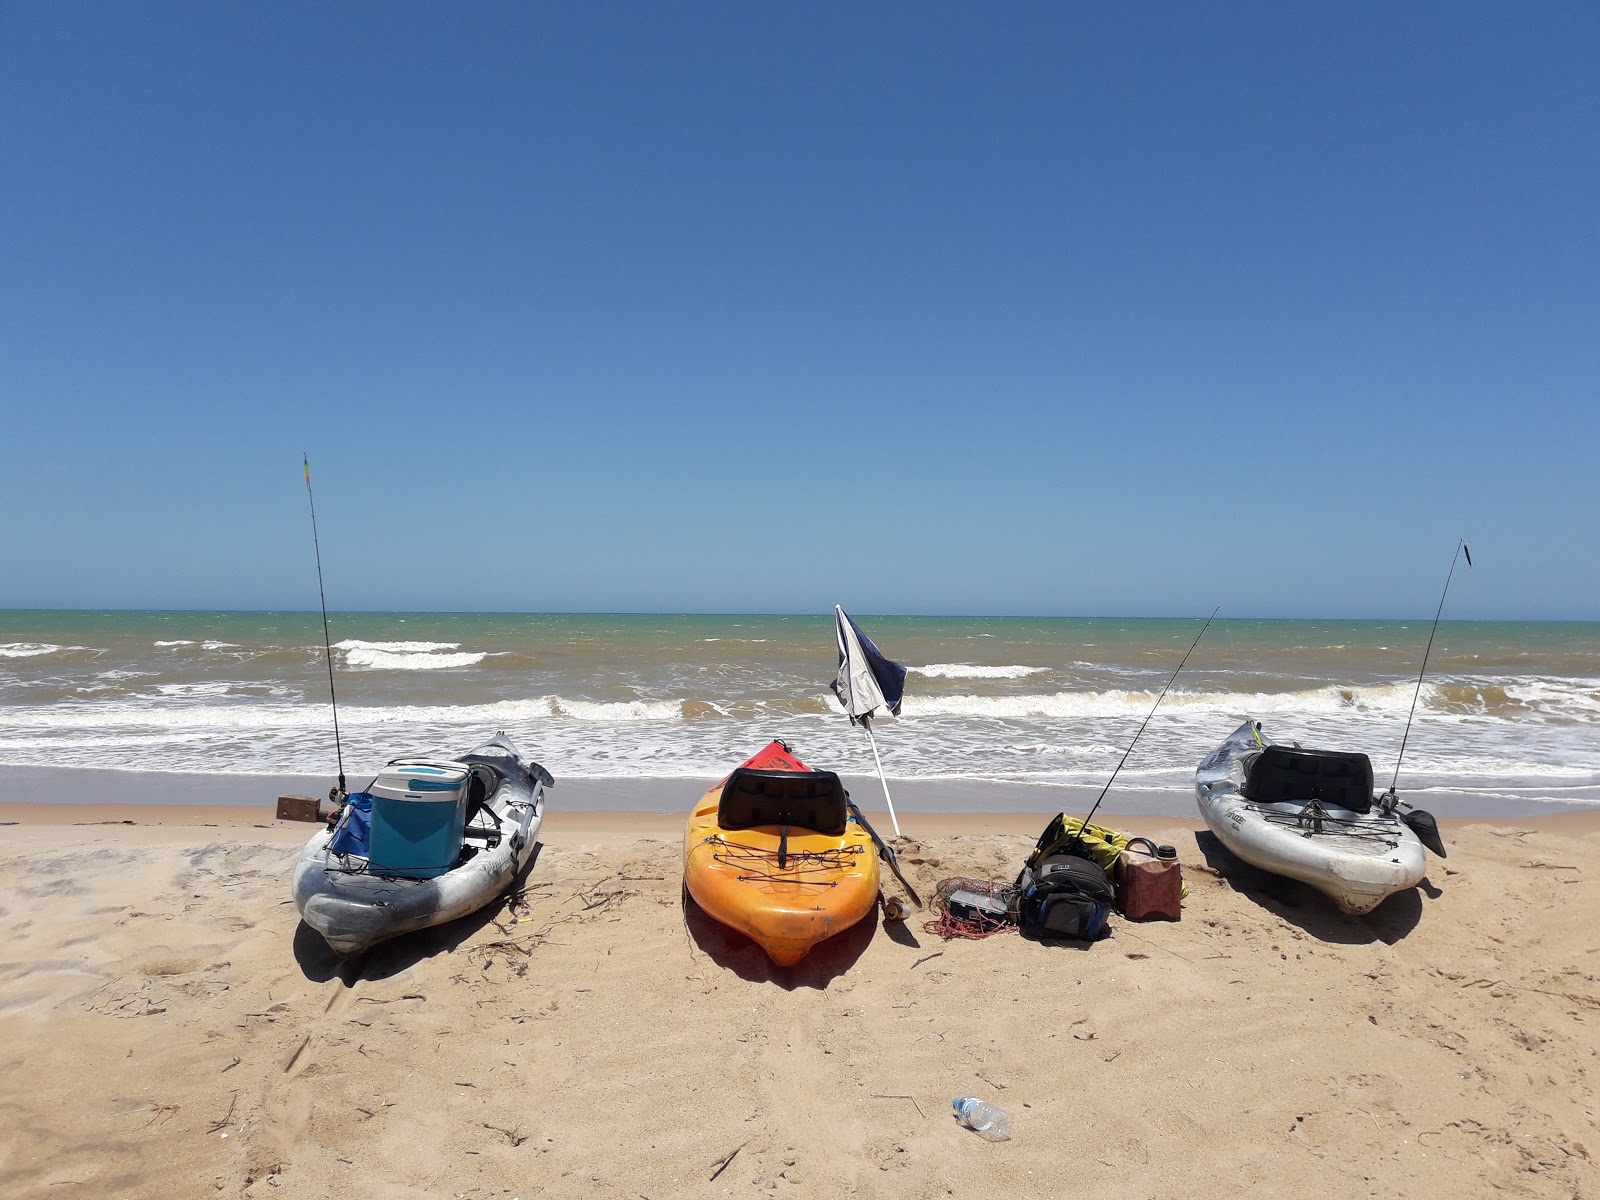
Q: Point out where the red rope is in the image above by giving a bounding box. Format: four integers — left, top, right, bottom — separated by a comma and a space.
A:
922, 876, 1017, 940
922, 911, 1012, 940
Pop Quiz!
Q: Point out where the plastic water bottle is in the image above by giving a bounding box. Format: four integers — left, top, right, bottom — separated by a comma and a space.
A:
952, 1097, 1012, 1141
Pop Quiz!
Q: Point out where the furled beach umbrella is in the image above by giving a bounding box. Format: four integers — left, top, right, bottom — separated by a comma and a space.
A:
832, 605, 908, 836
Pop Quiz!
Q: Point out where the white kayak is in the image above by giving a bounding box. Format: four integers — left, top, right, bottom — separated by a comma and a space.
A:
293, 735, 550, 955
1195, 721, 1428, 916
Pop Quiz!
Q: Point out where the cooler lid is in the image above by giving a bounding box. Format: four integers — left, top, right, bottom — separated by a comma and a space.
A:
373, 759, 470, 801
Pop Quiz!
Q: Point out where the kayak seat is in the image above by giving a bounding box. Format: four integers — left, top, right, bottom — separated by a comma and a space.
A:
1243, 745, 1374, 814
461, 766, 497, 836
718, 768, 849, 836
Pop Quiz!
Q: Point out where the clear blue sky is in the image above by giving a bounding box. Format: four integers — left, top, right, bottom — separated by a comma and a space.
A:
3, 3, 1595, 619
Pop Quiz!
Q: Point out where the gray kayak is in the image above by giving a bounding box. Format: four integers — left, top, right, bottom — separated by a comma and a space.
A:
293, 735, 551, 956
1196, 721, 1425, 916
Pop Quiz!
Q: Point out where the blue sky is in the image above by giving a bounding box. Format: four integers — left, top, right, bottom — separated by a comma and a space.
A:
3, 3, 1595, 619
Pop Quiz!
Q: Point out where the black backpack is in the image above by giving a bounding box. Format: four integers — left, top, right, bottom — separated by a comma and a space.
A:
1014, 852, 1114, 942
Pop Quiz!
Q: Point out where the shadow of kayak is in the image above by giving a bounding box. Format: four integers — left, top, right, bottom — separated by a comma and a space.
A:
1191, 830, 1426, 946
292, 842, 546, 982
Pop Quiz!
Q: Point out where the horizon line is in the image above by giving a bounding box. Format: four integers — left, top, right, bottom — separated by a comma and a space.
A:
0, 606, 1592, 625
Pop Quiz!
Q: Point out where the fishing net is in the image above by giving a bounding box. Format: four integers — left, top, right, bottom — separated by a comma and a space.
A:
923, 876, 1019, 941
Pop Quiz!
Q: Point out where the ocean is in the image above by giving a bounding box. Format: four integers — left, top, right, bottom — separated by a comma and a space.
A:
1, 611, 1596, 813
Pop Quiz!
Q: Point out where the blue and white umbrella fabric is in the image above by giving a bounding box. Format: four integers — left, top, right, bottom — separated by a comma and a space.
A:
832, 605, 908, 836
832, 605, 907, 724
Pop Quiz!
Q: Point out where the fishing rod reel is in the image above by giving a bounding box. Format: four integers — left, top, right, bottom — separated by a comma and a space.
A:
323, 783, 350, 830
1376, 786, 1447, 858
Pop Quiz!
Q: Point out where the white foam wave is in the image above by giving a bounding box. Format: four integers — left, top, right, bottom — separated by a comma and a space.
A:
912, 663, 1048, 680
1010, 742, 1129, 758
1408, 756, 1600, 779
153, 640, 195, 648
149, 682, 291, 701
0, 693, 693, 732
4, 644, 1598, 799
2, 697, 1596, 800
334, 639, 462, 653
885, 683, 1419, 721
550, 697, 684, 722
1501, 677, 1600, 717
202, 641, 240, 651
11, 677, 1598, 737
335, 637, 479, 670
0, 643, 65, 658
1405, 790, 1600, 808
345, 648, 486, 670
155, 683, 241, 699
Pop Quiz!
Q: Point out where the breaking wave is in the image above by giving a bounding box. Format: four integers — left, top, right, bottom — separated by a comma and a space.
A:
0, 643, 69, 658
334, 640, 463, 653
1, 612, 1596, 805
548, 697, 683, 722
911, 664, 1048, 680
334, 640, 485, 670
885, 683, 1416, 721
344, 648, 487, 670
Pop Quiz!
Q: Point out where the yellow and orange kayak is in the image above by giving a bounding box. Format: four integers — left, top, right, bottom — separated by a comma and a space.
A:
683, 740, 880, 966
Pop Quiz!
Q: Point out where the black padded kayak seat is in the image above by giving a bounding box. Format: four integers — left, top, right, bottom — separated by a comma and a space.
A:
464, 765, 495, 826
717, 768, 849, 836
1243, 745, 1375, 814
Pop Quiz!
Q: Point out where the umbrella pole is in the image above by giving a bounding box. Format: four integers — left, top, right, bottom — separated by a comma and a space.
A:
861, 716, 902, 838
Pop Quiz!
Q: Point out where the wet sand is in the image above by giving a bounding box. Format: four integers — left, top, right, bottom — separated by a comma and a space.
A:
6, 762, 1590, 819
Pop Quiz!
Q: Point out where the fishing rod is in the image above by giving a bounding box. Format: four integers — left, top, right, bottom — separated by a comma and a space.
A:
1383, 538, 1472, 803
1066, 607, 1218, 854
303, 454, 346, 801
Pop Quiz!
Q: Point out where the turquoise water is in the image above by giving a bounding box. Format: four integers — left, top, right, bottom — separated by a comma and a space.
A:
1, 611, 1596, 808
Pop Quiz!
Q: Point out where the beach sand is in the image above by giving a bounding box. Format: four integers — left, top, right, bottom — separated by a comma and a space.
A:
0, 800, 1595, 1198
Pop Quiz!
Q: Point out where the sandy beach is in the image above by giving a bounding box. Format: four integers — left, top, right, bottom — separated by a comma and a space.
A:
1, 799, 1596, 1199
8, 0, 1599, 1192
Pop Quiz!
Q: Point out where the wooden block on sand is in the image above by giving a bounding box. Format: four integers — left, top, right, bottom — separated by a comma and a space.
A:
276, 795, 323, 823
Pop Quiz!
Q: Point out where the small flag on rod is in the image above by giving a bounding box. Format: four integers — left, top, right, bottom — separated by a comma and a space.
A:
831, 605, 908, 837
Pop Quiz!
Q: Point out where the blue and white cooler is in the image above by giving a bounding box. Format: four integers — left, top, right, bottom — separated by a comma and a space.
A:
366, 759, 472, 878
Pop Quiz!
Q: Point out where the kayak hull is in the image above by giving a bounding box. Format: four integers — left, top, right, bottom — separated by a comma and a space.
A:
683, 741, 879, 966
1196, 721, 1426, 916
293, 735, 550, 955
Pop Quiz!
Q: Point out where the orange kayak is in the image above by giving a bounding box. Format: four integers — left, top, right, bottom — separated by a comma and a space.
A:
683, 740, 880, 966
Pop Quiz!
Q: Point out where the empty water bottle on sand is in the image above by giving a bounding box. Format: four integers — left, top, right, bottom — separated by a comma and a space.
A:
952, 1097, 1012, 1140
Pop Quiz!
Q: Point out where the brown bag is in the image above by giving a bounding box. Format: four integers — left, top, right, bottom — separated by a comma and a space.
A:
1114, 837, 1182, 921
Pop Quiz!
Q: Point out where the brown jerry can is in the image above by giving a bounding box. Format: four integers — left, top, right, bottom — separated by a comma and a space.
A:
1114, 836, 1182, 921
